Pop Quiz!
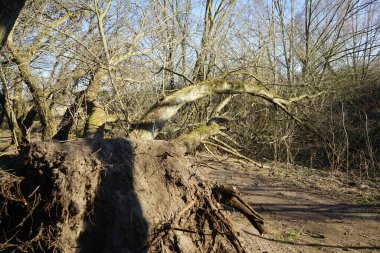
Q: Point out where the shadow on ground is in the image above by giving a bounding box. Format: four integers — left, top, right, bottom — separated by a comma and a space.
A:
244, 230, 380, 251
205, 158, 380, 253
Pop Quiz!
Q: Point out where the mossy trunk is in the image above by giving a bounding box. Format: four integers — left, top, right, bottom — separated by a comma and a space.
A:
84, 101, 107, 138
83, 68, 107, 138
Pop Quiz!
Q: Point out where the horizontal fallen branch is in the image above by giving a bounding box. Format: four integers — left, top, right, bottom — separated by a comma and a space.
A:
130, 73, 323, 140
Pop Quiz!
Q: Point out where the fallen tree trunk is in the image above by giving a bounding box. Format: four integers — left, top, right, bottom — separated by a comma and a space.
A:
0, 139, 266, 252
130, 75, 320, 140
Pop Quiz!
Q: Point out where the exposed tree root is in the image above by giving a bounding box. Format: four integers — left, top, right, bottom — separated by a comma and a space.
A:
146, 183, 267, 253
212, 184, 267, 235
0, 139, 266, 252
206, 194, 246, 253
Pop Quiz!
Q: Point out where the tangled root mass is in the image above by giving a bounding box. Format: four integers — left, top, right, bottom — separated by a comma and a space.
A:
0, 138, 265, 252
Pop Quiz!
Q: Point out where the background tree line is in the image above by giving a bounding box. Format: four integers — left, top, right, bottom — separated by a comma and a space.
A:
1, 0, 379, 178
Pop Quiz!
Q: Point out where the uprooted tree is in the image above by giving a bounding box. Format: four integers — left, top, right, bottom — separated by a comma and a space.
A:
0, 1, 292, 252
0, 1, 312, 252
1, 0, 380, 252
0, 26, 309, 252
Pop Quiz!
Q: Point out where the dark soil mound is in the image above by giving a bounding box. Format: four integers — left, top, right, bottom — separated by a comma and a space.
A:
0, 138, 265, 252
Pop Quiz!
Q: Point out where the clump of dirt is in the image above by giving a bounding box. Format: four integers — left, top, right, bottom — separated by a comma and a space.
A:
0, 138, 264, 252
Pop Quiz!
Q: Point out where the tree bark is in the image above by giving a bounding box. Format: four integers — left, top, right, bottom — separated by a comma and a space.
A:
0, 0, 25, 49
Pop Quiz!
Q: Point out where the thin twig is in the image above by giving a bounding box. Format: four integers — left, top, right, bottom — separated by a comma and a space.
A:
156, 67, 194, 84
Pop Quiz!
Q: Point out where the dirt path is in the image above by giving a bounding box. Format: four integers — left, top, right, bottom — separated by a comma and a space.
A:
194, 155, 380, 253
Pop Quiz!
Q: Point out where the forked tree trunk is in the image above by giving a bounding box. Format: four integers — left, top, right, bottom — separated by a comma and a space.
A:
7, 35, 56, 140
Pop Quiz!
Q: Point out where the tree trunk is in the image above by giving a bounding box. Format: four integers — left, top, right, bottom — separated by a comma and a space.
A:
0, 88, 22, 147
83, 68, 108, 138
53, 91, 85, 140
0, 0, 25, 49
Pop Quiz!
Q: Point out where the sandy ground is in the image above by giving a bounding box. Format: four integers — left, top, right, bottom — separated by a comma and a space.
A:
193, 154, 380, 253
